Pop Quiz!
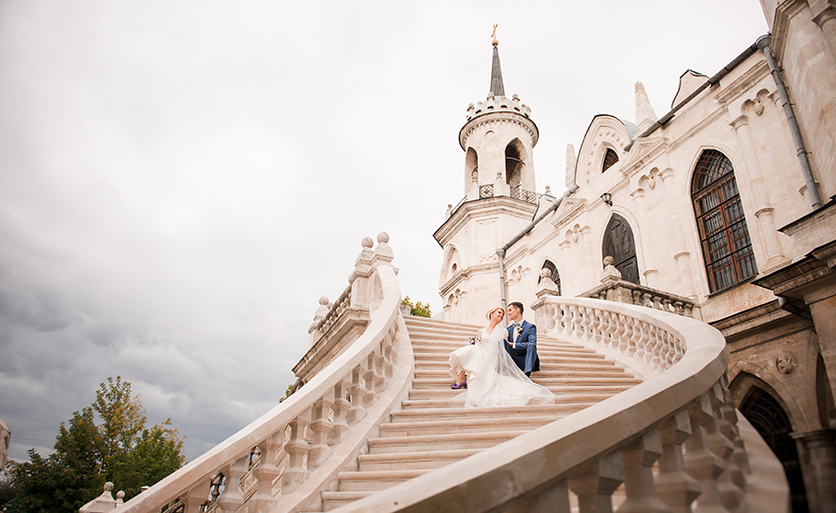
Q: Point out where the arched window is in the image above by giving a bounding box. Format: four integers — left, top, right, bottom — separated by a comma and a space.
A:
741, 387, 808, 511
538, 260, 561, 295
691, 150, 757, 292
602, 148, 619, 173
602, 214, 639, 284
505, 142, 522, 187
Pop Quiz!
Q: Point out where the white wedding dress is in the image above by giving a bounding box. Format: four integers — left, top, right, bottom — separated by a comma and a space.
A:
448, 325, 555, 408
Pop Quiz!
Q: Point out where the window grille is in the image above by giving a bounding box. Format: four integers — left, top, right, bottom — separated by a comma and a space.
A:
691, 150, 757, 292
602, 148, 619, 172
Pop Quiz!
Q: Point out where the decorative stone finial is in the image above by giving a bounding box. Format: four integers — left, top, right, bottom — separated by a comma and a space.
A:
373, 232, 394, 265
545, 185, 552, 195
361, 237, 374, 249
377, 232, 389, 244
491, 24, 499, 46
603, 256, 615, 266
104, 482, 114, 492
318, 296, 329, 306
600, 256, 622, 283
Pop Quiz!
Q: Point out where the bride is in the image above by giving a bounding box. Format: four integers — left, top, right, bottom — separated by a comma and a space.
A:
449, 306, 554, 408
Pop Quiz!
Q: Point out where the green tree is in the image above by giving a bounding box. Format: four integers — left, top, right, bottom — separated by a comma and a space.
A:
6, 377, 185, 512
401, 296, 432, 318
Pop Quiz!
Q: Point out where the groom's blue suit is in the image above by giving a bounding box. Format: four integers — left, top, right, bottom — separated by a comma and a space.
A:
505, 320, 540, 376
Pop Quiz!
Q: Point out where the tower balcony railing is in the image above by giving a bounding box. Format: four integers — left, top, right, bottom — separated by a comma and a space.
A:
111, 235, 412, 513
332, 296, 788, 512
448, 185, 543, 218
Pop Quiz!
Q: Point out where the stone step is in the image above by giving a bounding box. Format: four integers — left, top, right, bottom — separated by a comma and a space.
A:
411, 376, 639, 389
413, 353, 611, 365
389, 403, 580, 422
319, 491, 374, 511
356, 448, 481, 471
337, 469, 429, 491
401, 392, 614, 409
366, 430, 524, 454
408, 384, 633, 400
380, 414, 568, 437
414, 368, 629, 379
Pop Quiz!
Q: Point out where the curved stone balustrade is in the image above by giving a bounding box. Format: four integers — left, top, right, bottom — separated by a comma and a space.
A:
331, 297, 784, 512
112, 251, 413, 513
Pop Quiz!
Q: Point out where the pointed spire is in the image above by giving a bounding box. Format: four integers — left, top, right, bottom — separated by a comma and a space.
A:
635, 81, 657, 132
490, 25, 505, 98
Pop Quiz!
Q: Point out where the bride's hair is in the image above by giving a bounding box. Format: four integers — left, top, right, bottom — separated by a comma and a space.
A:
486, 306, 505, 320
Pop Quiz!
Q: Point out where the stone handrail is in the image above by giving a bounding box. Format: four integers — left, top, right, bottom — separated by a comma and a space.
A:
581, 278, 699, 319
331, 296, 778, 512
112, 238, 412, 513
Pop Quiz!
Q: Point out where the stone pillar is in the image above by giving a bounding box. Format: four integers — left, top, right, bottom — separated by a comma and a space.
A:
559, 239, 572, 293
793, 429, 836, 513
808, 280, 836, 411
630, 186, 657, 286
659, 168, 697, 299
580, 226, 595, 293
730, 114, 785, 268
813, 7, 836, 67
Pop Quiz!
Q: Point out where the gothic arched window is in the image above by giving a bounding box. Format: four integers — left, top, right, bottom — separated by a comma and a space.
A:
741, 387, 808, 511
505, 142, 522, 187
602, 148, 619, 173
691, 150, 757, 292
538, 260, 561, 295
602, 214, 639, 284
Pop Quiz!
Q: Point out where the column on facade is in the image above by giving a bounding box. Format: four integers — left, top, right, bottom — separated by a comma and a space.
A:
730, 114, 785, 268
792, 429, 836, 513
659, 168, 697, 299
813, 6, 836, 67
580, 226, 596, 293
559, 239, 572, 294
630, 186, 657, 287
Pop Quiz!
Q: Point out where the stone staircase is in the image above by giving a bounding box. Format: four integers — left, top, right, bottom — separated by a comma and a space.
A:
310, 316, 642, 511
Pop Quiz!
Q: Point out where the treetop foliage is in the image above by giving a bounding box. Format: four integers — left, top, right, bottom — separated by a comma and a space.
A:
4, 376, 185, 512
401, 296, 432, 318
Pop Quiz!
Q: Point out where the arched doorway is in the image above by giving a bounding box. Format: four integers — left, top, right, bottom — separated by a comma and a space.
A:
741, 387, 809, 512
602, 214, 639, 284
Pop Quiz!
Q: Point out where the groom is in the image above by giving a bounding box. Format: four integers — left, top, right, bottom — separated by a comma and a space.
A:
505, 302, 540, 377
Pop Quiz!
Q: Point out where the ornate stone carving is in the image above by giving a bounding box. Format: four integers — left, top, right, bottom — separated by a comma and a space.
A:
776, 352, 797, 374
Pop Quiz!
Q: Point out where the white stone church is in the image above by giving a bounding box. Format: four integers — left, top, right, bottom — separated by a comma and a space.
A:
99, 1, 835, 512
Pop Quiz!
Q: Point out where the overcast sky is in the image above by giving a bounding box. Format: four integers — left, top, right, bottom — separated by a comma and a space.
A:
0, 1, 769, 464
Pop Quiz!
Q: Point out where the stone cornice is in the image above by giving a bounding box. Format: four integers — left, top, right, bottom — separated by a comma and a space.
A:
622, 137, 671, 176
714, 60, 770, 106
439, 262, 501, 296
771, 0, 807, 64
433, 196, 537, 247
459, 111, 539, 150
550, 196, 587, 229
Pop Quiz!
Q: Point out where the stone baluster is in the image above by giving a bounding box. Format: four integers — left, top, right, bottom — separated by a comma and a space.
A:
641, 292, 653, 308
633, 320, 647, 363
706, 384, 744, 512
684, 395, 729, 513
374, 343, 387, 392
182, 479, 211, 513
580, 306, 591, 340
605, 310, 619, 349
216, 455, 249, 513
252, 432, 283, 509
364, 353, 379, 405
622, 316, 637, 357
656, 410, 701, 513
674, 301, 685, 316
614, 314, 628, 354
346, 364, 368, 425
662, 298, 673, 314
329, 379, 351, 444
557, 303, 568, 335
653, 295, 663, 311
589, 307, 601, 344
308, 390, 334, 469
632, 289, 642, 307
722, 386, 751, 481
569, 304, 581, 339
281, 409, 311, 494
568, 450, 625, 513
617, 427, 671, 513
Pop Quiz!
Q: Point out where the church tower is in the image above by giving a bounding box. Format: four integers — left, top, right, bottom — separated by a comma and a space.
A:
434, 29, 543, 324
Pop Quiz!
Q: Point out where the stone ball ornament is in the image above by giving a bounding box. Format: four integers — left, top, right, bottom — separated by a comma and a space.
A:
361, 237, 374, 248
377, 232, 389, 244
